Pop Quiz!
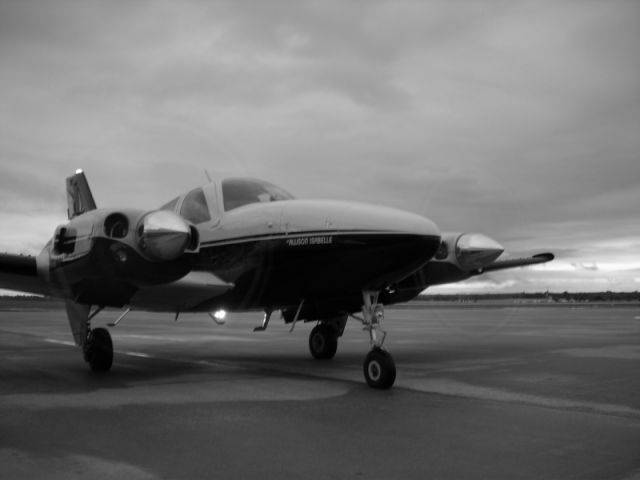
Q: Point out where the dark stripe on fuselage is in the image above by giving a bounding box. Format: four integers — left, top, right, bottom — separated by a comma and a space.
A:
199, 229, 421, 248
194, 231, 441, 311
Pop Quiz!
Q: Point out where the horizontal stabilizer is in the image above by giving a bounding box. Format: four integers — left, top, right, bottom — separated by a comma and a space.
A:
480, 252, 554, 273
66, 170, 97, 219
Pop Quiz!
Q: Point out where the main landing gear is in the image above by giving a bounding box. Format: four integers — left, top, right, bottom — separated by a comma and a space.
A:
309, 323, 339, 359
84, 327, 113, 372
306, 292, 396, 389
64, 300, 114, 373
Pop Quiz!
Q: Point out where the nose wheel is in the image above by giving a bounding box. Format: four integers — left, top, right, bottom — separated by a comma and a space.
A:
363, 347, 396, 389
356, 291, 396, 389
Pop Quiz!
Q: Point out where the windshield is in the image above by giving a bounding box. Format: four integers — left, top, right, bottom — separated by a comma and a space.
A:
222, 178, 294, 211
180, 188, 211, 224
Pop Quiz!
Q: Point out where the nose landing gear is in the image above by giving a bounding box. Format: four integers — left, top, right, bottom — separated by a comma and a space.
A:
357, 291, 396, 389
305, 292, 397, 389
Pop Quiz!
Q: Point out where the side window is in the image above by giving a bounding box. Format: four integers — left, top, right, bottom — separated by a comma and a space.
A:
222, 179, 258, 211
180, 188, 211, 224
222, 178, 295, 211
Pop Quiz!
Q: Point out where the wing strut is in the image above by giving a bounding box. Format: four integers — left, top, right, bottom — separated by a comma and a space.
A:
288, 299, 305, 333
108, 308, 131, 327
254, 309, 273, 332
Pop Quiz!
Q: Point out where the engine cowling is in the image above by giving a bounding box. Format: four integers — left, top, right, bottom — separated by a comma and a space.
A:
455, 233, 504, 270
41, 208, 200, 306
435, 232, 504, 271
137, 210, 195, 262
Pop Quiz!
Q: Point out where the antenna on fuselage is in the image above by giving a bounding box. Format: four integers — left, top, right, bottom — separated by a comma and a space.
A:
204, 169, 213, 183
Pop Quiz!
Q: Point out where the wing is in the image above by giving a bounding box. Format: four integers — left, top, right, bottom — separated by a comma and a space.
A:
128, 270, 234, 311
478, 253, 555, 273
381, 251, 555, 304
0, 253, 48, 295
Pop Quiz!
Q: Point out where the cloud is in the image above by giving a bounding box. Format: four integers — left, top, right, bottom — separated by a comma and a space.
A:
1, 0, 639, 292
571, 263, 599, 272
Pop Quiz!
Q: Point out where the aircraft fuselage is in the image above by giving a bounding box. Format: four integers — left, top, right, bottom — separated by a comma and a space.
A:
194, 199, 441, 313
34, 196, 441, 318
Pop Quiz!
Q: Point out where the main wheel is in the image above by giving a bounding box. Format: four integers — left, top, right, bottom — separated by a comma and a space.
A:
308, 324, 338, 360
85, 327, 113, 372
363, 347, 396, 389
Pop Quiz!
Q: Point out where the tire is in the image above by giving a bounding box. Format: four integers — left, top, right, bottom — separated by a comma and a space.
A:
86, 327, 113, 372
308, 324, 338, 360
363, 347, 396, 389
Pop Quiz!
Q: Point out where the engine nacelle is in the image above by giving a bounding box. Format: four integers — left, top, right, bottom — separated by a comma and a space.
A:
40, 208, 200, 305
378, 231, 505, 304
435, 232, 504, 272
137, 210, 197, 262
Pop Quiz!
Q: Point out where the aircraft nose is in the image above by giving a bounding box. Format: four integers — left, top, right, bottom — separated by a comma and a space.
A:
397, 212, 441, 262
361, 205, 441, 264
280, 199, 442, 289
362, 206, 441, 283
357, 203, 440, 240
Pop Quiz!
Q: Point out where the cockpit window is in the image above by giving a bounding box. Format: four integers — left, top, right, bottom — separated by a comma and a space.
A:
180, 188, 211, 224
222, 178, 294, 212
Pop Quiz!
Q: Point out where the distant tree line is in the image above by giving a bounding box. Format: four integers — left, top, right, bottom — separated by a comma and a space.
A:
419, 291, 640, 302
1, 291, 640, 306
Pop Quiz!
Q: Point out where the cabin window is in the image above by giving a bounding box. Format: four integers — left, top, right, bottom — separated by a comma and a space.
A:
180, 188, 211, 224
222, 178, 294, 211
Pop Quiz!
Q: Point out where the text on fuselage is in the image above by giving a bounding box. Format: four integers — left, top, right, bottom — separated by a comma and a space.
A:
286, 235, 333, 247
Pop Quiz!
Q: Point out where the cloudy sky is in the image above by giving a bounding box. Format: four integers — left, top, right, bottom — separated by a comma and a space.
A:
1, 0, 639, 293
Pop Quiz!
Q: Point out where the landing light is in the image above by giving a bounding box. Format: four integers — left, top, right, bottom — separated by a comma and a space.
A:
75, 169, 83, 174
213, 309, 227, 321
113, 248, 128, 264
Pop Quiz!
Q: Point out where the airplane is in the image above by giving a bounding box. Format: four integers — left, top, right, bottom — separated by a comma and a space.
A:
0, 170, 553, 389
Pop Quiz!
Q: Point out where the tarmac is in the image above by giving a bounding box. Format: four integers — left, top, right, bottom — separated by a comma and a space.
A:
1, 304, 639, 479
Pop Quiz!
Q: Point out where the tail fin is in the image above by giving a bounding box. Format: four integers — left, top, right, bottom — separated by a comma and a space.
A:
66, 169, 97, 219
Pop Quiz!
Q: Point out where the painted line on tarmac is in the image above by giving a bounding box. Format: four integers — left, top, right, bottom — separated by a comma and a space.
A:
44, 338, 76, 347
403, 378, 640, 420
119, 333, 261, 342
45, 338, 156, 360
43, 336, 262, 369
124, 352, 152, 358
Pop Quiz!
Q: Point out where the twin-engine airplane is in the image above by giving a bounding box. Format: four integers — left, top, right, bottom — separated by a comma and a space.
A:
0, 171, 553, 388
